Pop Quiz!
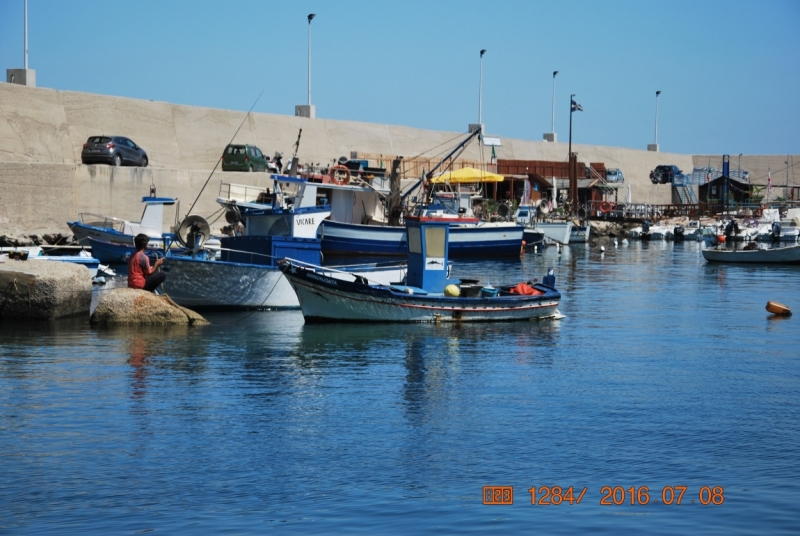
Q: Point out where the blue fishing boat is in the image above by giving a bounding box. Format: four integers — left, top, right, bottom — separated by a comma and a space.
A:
281, 219, 561, 323
68, 195, 176, 252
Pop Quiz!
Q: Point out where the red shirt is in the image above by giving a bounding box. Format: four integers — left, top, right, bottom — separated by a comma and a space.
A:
127, 250, 151, 289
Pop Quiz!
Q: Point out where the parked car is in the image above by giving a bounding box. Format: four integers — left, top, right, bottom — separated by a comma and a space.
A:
221, 144, 269, 172
606, 168, 625, 183
650, 164, 682, 184
81, 136, 148, 167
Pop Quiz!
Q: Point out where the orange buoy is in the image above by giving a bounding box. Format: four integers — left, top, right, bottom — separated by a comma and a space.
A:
766, 301, 792, 316
717, 235, 726, 243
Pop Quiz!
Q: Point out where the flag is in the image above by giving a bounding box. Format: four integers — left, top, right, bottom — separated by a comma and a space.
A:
706, 162, 712, 183
571, 99, 583, 112
768, 170, 772, 193
490, 146, 497, 166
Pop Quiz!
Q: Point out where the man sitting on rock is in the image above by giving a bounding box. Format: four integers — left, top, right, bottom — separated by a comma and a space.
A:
128, 234, 166, 292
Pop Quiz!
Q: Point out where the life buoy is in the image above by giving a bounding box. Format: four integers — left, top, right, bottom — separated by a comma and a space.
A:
599, 201, 612, 213
329, 165, 351, 185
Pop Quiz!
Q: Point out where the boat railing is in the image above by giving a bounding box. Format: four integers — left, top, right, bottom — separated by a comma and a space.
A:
78, 212, 126, 232
219, 182, 267, 204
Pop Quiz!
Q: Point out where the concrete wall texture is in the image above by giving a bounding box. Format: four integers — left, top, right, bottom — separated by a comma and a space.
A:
1, 82, 792, 235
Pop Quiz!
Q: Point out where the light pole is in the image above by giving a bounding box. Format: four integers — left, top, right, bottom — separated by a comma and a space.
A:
307, 13, 315, 106
478, 49, 486, 126
654, 90, 661, 144
648, 90, 661, 151
551, 71, 558, 134
24, 0, 28, 69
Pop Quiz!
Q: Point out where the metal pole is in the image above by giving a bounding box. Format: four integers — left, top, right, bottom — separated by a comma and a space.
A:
569, 94, 574, 213
24, 0, 28, 69
654, 90, 661, 145
738, 153, 742, 180
307, 14, 315, 106
787, 155, 790, 199
551, 71, 558, 133
479, 49, 486, 125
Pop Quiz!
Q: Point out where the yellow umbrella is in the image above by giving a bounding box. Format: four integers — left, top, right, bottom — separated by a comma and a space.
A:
429, 167, 505, 183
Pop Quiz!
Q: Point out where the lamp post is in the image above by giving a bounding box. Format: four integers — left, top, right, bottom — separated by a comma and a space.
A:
24, 0, 28, 69
653, 90, 661, 144
647, 91, 661, 151
551, 71, 558, 134
479, 49, 486, 126
307, 13, 315, 106
295, 14, 316, 118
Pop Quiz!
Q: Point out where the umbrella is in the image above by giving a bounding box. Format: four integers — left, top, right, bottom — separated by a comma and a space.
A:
429, 167, 505, 184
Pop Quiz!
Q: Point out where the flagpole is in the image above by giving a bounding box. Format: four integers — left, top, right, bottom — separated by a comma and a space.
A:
568, 94, 574, 215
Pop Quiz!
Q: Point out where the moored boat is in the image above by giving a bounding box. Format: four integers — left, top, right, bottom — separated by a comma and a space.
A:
281, 220, 562, 323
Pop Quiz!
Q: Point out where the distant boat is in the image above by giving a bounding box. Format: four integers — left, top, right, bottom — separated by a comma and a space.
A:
514, 205, 572, 245
701, 240, 800, 265
281, 220, 562, 323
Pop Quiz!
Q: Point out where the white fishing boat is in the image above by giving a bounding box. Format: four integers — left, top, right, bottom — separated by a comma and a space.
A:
281, 220, 561, 323
162, 175, 406, 310
514, 205, 573, 245
702, 240, 800, 265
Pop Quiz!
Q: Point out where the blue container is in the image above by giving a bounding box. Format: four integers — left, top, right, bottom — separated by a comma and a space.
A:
480, 286, 499, 298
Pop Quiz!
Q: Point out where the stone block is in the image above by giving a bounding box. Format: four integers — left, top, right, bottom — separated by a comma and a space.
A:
0, 259, 92, 320
91, 288, 208, 326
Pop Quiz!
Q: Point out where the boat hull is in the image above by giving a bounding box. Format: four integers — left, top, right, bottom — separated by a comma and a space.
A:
162, 256, 408, 310
702, 244, 800, 265
88, 237, 164, 264
319, 220, 523, 257
163, 257, 298, 309
570, 224, 591, 243
528, 221, 573, 245
282, 264, 561, 323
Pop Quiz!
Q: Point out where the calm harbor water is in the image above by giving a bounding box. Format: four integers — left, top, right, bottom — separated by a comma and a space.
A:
1, 239, 799, 534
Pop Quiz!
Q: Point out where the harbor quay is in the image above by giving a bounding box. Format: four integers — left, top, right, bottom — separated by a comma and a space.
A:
1, 83, 796, 242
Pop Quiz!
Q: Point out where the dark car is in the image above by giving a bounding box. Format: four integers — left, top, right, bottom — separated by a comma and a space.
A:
650, 164, 681, 184
221, 144, 269, 172
81, 136, 148, 167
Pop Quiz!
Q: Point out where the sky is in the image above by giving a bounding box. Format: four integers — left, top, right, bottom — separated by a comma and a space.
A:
1, 0, 798, 155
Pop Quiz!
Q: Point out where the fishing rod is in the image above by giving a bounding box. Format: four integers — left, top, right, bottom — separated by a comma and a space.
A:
185, 90, 265, 217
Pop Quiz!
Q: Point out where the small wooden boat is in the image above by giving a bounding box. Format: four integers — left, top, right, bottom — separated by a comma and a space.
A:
281, 220, 562, 324
766, 301, 792, 316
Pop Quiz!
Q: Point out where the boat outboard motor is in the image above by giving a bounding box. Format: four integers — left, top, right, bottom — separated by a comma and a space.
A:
771, 221, 781, 243
673, 225, 685, 242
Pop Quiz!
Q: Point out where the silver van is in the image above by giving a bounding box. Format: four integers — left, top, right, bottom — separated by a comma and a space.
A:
606, 169, 624, 183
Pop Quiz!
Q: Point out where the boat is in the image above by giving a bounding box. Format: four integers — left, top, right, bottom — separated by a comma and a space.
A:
280, 219, 562, 323
569, 223, 591, 243
2, 246, 101, 277
514, 205, 573, 246
68, 195, 176, 252
701, 236, 800, 265
317, 131, 524, 258
161, 175, 406, 310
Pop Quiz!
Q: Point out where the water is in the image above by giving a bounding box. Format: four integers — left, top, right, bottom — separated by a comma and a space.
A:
1, 240, 799, 534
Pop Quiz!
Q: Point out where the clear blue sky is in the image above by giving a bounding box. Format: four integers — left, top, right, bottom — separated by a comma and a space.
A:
1, 0, 798, 155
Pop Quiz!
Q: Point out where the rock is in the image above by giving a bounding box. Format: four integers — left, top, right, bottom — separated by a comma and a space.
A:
90, 288, 209, 326
0, 258, 92, 320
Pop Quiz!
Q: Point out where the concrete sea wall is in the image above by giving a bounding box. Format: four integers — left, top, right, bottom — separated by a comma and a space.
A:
5, 82, 790, 236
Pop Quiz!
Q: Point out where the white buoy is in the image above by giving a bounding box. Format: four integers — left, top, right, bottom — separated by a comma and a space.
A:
622, 239, 629, 246
600, 245, 605, 252
613, 238, 618, 247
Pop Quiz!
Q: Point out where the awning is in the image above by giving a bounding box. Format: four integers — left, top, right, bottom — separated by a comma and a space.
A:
429, 167, 505, 183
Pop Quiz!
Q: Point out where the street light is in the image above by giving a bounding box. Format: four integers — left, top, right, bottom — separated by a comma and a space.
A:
307, 13, 315, 106
551, 71, 558, 134
479, 49, 487, 126
654, 90, 661, 145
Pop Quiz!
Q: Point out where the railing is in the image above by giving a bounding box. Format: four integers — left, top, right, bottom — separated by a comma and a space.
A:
78, 212, 126, 232
219, 182, 267, 204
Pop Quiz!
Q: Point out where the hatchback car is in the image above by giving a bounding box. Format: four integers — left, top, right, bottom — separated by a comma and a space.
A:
605, 168, 625, 183
650, 165, 681, 184
81, 136, 148, 167
221, 144, 269, 172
